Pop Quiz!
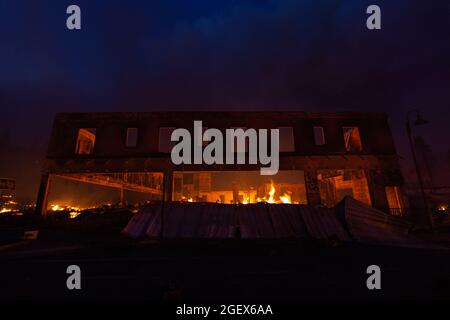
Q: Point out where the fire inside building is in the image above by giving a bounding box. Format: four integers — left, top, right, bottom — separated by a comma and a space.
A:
0, 178, 17, 213
35, 112, 407, 217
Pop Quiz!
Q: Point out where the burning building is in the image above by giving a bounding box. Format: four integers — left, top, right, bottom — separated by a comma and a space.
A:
35, 112, 407, 216
0, 178, 17, 213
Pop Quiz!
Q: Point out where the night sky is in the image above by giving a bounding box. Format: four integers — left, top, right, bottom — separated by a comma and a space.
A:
1, 0, 449, 202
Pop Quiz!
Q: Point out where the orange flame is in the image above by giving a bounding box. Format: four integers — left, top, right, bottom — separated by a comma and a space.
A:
256, 181, 292, 204
267, 181, 276, 203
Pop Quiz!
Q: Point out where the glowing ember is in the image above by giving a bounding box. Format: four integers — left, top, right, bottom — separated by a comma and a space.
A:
280, 193, 291, 204
179, 196, 194, 202
49, 204, 85, 213
69, 211, 81, 219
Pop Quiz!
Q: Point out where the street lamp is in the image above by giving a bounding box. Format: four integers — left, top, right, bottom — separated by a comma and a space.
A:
406, 109, 434, 231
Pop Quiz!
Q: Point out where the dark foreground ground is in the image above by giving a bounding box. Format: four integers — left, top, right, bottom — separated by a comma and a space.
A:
1, 228, 450, 301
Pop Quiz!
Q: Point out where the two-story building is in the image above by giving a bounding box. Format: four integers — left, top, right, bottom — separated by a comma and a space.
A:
35, 112, 407, 216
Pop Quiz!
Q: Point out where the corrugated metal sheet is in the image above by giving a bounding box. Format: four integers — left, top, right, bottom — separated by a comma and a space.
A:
339, 196, 410, 244
145, 206, 161, 238
238, 204, 275, 239
122, 202, 351, 241
121, 205, 160, 239
140, 203, 238, 239
300, 205, 351, 241
122, 198, 413, 244
267, 204, 308, 238
202, 203, 236, 239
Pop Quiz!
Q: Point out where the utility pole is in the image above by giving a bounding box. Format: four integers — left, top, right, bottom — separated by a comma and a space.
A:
406, 110, 435, 232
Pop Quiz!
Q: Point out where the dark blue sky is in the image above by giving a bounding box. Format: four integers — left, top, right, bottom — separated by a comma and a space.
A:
0, 0, 449, 195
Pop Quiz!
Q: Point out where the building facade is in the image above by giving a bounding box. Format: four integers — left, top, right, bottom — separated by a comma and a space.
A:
35, 112, 407, 215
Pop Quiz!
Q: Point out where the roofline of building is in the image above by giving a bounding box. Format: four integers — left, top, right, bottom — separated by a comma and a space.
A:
54, 111, 389, 120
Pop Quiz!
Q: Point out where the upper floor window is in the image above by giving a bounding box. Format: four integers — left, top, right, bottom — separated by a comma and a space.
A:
313, 126, 325, 146
277, 127, 295, 152
126, 128, 138, 147
158, 127, 176, 153
343, 127, 362, 152
75, 128, 96, 155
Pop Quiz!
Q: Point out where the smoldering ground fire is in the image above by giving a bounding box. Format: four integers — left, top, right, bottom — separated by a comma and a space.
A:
35, 111, 407, 217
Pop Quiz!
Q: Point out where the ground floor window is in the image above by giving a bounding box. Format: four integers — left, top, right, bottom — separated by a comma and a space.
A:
317, 169, 371, 207
47, 172, 163, 213
172, 170, 307, 204
385, 186, 407, 216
